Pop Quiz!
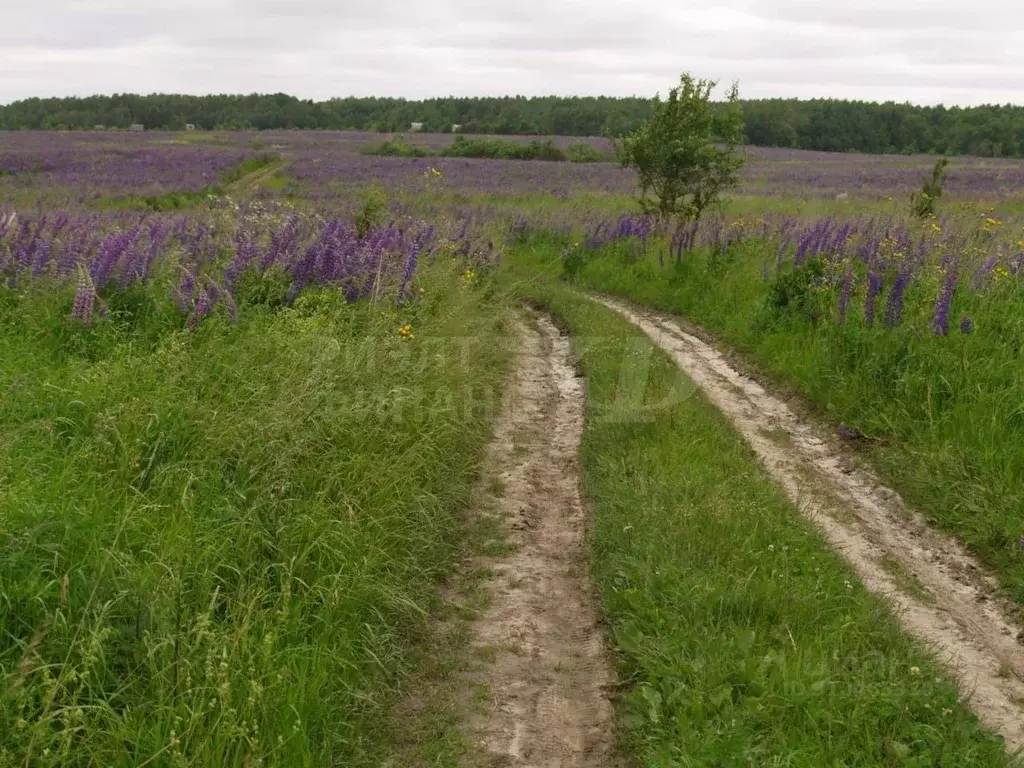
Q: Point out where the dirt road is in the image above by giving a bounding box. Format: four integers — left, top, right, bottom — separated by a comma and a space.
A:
458, 310, 619, 767
598, 294, 1024, 754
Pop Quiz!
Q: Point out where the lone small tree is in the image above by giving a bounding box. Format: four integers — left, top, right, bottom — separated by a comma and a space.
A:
617, 74, 745, 251
910, 156, 949, 218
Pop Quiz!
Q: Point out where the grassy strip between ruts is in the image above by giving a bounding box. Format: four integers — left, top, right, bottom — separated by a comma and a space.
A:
505, 254, 1012, 766
0, 260, 511, 767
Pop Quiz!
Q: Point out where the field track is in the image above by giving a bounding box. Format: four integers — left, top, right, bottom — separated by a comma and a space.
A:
597, 294, 1024, 754
457, 310, 620, 767
228, 159, 288, 191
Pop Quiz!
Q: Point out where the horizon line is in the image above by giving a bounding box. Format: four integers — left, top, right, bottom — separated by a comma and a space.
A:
3, 92, 1023, 111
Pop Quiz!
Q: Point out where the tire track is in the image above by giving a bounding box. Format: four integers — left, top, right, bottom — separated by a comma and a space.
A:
458, 309, 619, 767
597, 294, 1024, 755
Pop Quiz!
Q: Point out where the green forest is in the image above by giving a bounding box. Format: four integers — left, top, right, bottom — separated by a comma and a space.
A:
2, 92, 1023, 157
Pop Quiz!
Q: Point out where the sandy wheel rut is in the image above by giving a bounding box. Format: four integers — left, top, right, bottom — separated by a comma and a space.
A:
597, 294, 1024, 755
458, 310, 618, 768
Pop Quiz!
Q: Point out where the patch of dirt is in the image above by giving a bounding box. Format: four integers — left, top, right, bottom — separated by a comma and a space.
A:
597, 295, 1024, 755
458, 310, 619, 767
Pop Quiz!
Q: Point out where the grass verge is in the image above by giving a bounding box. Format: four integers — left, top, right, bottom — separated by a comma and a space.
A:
506, 254, 1012, 766
0, 261, 511, 767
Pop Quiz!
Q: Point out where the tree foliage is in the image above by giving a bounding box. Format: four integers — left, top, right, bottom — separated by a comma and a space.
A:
617, 75, 745, 224
1, 92, 1024, 158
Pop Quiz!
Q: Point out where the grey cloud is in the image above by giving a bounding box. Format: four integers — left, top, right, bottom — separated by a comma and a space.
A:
1, 0, 1022, 105
725, 0, 1018, 31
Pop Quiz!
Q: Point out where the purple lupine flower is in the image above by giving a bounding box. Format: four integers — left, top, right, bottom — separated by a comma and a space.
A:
71, 264, 96, 326
972, 253, 999, 290
960, 315, 974, 334
177, 269, 197, 312
55, 225, 94, 278
396, 239, 421, 303
290, 240, 321, 299
794, 230, 814, 268
931, 264, 959, 336
261, 214, 301, 270
188, 289, 212, 329
883, 269, 912, 328
313, 238, 334, 285
864, 269, 883, 328
226, 228, 258, 289
14, 217, 42, 272
858, 235, 880, 265
140, 221, 169, 281
114, 226, 144, 288
315, 220, 349, 283
806, 216, 833, 259
29, 241, 53, 278
90, 230, 136, 288
837, 266, 855, 324
827, 222, 852, 260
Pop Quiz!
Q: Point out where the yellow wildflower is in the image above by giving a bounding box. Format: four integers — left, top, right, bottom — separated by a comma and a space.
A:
398, 324, 414, 340
463, 269, 476, 282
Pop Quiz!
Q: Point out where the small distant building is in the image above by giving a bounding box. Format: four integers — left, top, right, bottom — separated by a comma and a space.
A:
129, 123, 145, 132
185, 124, 196, 132
451, 124, 462, 133
409, 122, 424, 132
93, 124, 105, 131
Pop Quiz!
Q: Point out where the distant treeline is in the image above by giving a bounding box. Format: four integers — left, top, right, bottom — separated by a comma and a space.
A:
2, 93, 1023, 157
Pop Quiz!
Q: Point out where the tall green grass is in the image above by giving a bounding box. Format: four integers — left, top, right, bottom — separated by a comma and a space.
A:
543, 236, 1024, 604
506, 255, 1011, 765
0, 263, 511, 766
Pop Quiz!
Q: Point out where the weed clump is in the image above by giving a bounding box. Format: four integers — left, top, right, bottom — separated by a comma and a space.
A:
910, 156, 949, 218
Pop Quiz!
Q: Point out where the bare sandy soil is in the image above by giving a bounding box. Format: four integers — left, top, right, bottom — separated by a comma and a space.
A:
458, 310, 619, 768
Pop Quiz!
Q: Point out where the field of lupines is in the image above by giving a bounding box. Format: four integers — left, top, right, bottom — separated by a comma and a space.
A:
7, 130, 1024, 203
0, 202, 495, 329
3, 128, 1024, 765
0, 139, 510, 767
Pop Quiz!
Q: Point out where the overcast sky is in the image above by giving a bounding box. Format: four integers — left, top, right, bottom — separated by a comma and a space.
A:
2, 0, 1022, 106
